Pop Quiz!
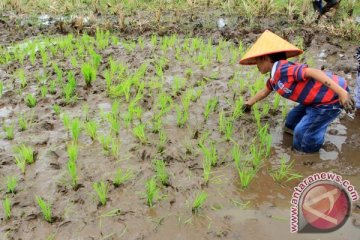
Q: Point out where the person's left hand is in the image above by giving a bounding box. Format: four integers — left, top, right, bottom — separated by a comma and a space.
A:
340, 92, 355, 113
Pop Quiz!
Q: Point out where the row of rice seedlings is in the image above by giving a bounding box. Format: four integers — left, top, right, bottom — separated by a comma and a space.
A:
270, 157, 302, 182
93, 181, 109, 206
13, 144, 35, 174
36, 196, 52, 223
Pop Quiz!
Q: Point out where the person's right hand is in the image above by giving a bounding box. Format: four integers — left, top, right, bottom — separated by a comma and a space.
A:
241, 104, 252, 113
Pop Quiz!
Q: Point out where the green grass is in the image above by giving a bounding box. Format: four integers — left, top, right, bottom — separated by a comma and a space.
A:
93, 181, 109, 206
192, 191, 207, 213
36, 196, 52, 223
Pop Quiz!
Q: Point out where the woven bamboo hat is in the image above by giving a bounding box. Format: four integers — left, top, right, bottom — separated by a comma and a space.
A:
239, 30, 303, 65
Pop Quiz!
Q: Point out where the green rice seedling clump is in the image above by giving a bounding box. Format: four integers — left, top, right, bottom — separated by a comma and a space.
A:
93, 181, 109, 206
113, 168, 133, 187
146, 177, 159, 207
6, 176, 17, 194
192, 191, 207, 213
2, 198, 11, 220
153, 159, 169, 186
36, 196, 52, 223
25, 94, 37, 108
270, 157, 302, 182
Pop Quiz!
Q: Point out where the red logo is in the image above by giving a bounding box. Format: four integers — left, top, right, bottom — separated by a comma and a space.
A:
299, 183, 350, 232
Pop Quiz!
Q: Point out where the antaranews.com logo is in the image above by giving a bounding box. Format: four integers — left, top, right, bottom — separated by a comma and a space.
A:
290, 172, 359, 233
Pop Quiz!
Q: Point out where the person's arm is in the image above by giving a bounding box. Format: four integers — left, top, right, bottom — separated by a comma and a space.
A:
304, 68, 354, 111
244, 87, 272, 110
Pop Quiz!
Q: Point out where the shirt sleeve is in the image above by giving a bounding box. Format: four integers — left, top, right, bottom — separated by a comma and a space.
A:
266, 78, 273, 91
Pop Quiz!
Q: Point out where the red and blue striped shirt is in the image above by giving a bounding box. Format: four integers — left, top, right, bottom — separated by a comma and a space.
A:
266, 60, 348, 106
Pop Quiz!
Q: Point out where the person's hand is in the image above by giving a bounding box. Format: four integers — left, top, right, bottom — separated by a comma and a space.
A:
241, 104, 252, 113
339, 92, 355, 113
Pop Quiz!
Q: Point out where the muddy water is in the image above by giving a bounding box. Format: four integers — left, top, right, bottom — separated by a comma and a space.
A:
1, 26, 360, 240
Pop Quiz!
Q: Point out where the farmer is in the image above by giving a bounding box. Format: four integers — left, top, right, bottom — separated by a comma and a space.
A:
312, 0, 340, 15
239, 30, 354, 153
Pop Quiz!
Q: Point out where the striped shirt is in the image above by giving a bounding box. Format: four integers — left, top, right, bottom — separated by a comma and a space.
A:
266, 60, 348, 106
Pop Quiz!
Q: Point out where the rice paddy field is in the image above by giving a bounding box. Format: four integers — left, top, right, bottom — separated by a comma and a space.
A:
0, 0, 360, 239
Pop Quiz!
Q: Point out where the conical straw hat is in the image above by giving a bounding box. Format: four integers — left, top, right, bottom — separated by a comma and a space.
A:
239, 30, 303, 65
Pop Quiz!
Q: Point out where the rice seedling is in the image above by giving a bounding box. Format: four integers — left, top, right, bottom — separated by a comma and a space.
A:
270, 157, 302, 183
40, 85, 48, 98
204, 97, 218, 121
17, 69, 27, 88
113, 168, 133, 187
67, 143, 78, 162
152, 113, 163, 134
84, 120, 98, 141
203, 158, 212, 184
35, 196, 52, 222
2, 122, 14, 140
218, 110, 226, 134
93, 181, 109, 206
192, 191, 207, 213
67, 159, 77, 187
273, 94, 281, 110
6, 176, 17, 194
18, 111, 34, 131
15, 156, 26, 174
281, 101, 288, 120
146, 177, 159, 207
199, 143, 218, 167
99, 134, 112, 152
157, 129, 167, 153
25, 94, 37, 108
252, 104, 262, 128
171, 76, 186, 95
61, 113, 70, 130
151, 35, 158, 46
262, 102, 270, 115
153, 159, 169, 186
232, 97, 244, 119
107, 114, 120, 136
258, 124, 272, 157
2, 198, 11, 220
156, 93, 173, 113
110, 139, 120, 160
250, 144, 263, 168
49, 80, 56, 94
13, 144, 35, 164
0, 81, 3, 97
70, 118, 81, 142
224, 119, 234, 141
40, 47, 48, 67
237, 163, 257, 189
81, 62, 97, 87
63, 71, 77, 104
133, 123, 147, 144
232, 144, 242, 168
175, 105, 188, 128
